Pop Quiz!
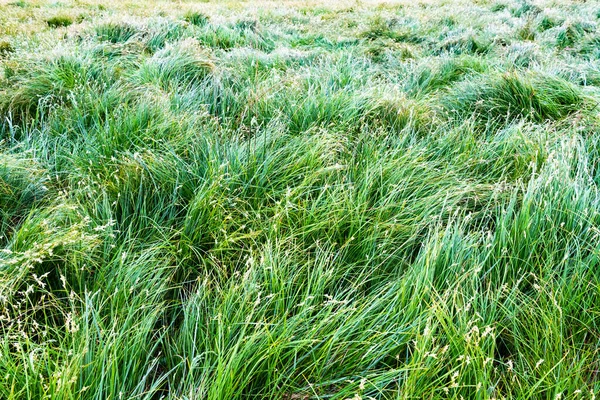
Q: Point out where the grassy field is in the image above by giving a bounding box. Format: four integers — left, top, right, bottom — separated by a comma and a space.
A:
1, 0, 600, 398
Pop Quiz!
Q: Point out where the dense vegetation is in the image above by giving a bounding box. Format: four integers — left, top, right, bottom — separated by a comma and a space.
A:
1, 0, 600, 398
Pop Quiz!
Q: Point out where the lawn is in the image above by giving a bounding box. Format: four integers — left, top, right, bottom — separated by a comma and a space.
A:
1, 0, 600, 398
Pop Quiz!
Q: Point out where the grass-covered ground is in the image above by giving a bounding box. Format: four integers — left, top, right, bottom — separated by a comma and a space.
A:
1, 0, 600, 398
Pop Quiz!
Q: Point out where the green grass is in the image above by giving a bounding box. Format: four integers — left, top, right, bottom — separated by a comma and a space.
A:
1, 0, 600, 399
45, 15, 74, 28
183, 10, 209, 27
0, 41, 14, 56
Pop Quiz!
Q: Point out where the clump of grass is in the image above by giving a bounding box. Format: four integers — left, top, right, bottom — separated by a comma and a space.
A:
0, 55, 94, 125
144, 19, 187, 53
556, 21, 586, 49
405, 55, 488, 96
364, 95, 431, 132
516, 19, 536, 41
196, 24, 275, 51
578, 35, 600, 60
436, 31, 492, 55
537, 13, 564, 31
234, 18, 259, 32
45, 14, 74, 28
363, 39, 415, 62
8, 0, 27, 7
183, 10, 209, 27
439, 16, 458, 28
505, 42, 539, 68
510, 1, 542, 18
0, 41, 14, 56
95, 21, 138, 43
0, 154, 48, 245
136, 39, 214, 90
443, 71, 585, 125
490, 2, 507, 12
361, 15, 423, 44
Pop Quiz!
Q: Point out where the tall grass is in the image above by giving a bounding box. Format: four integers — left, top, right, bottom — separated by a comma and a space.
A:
1, 0, 600, 398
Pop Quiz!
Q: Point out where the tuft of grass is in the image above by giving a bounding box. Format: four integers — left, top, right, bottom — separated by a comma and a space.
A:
578, 35, 600, 60
443, 71, 585, 126
510, 1, 542, 18
45, 15, 74, 28
436, 31, 492, 55
8, 0, 27, 7
516, 19, 536, 41
361, 15, 424, 44
490, 2, 507, 12
0, 41, 14, 56
556, 21, 586, 49
363, 38, 416, 62
1, 55, 89, 124
136, 39, 214, 90
537, 13, 564, 31
183, 10, 209, 27
95, 21, 138, 43
505, 42, 539, 68
196, 23, 275, 51
143, 19, 187, 53
234, 18, 259, 32
405, 55, 488, 96
0, 154, 48, 245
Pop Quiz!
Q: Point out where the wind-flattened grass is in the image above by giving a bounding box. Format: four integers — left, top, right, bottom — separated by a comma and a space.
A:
2, 0, 600, 398
1, 55, 90, 126
143, 19, 188, 53
95, 21, 139, 43
404, 55, 488, 96
510, 1, 542, 18
361, 15, 424, 44
135, 39, 214, 90
537, 13, 564, 32
556, 21, 586, 49
435, 30, 493, 55
443, 71, 585, 127
0, 154, 48, 245
195, 22, 276, 52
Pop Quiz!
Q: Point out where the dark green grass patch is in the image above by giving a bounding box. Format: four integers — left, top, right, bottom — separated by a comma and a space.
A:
183, 10, 209, 27
0, 41, 14, 56
556, 21, 586, 49
537, 13, 564, 31
8, 0, 27, 7
490, 2, 507, 12
46, 15, 73, 28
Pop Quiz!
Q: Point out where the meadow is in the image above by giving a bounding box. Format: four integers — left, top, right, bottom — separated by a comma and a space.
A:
1, 0, 600, 398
